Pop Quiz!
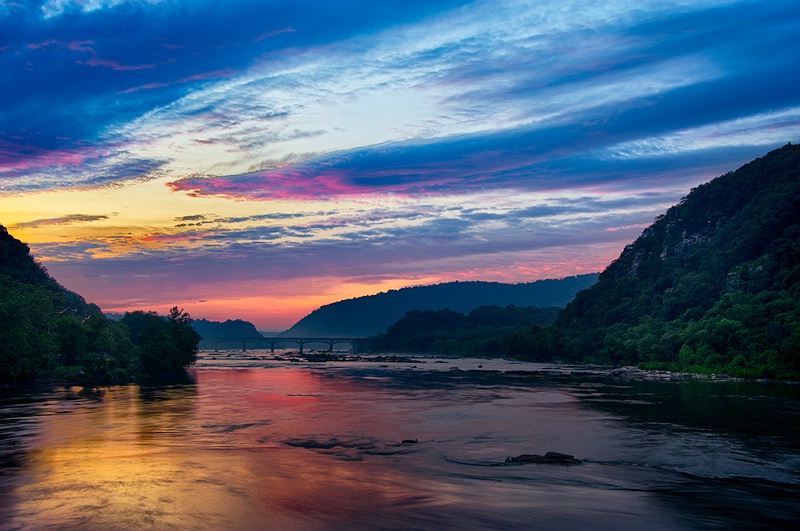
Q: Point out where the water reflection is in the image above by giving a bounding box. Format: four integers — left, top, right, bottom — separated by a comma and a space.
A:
1, 361, 798, 530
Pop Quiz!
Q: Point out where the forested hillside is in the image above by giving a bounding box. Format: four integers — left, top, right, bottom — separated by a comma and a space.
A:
373, 305, 560, 356
0, 226, 199, 384
191, 318, 264, 349
377, 144, 800, 378
529, 143, 800, 378
284, 275, 598, 336
192, 318, 263, 338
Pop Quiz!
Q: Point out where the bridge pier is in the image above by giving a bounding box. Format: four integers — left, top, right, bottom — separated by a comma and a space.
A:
201, 337, 370, 354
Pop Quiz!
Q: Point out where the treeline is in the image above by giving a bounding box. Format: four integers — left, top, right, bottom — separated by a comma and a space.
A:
372, 305, 560, 356
285, 275, 598, 337
377, 144, 800, 380
0, 226, 199, 385
542, 143, 800, 379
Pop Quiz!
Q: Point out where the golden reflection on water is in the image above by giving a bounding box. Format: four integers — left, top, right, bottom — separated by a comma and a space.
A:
7, 386, 271, 530
3, 371, 470, 530
7, 365, 775, 529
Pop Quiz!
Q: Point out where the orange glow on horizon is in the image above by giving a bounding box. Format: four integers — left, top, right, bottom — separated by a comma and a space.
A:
4, 177, 635, 331
99, 276, 443, 331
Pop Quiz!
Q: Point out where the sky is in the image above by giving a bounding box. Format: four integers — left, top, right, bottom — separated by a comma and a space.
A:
1, 0, 799, 330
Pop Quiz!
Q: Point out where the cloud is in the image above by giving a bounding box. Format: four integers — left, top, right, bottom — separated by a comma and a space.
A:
3, 0, 798, 196
254, 26, 296, 42
174, 214, 208, 222
27, 39, 95, 52
0, 141, 168, 192
602, 108, 800, 158
115, 0, 794, 203
39, 0, 168, 18
78, 56, 156, 71
4, 0, 800, 329
12, 214, 110, 229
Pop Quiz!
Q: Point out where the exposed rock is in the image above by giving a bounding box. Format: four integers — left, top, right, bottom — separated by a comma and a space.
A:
505, 451, 582, 465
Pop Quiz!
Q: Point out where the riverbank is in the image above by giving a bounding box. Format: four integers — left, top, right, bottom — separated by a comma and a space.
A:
194, 350, 799, 385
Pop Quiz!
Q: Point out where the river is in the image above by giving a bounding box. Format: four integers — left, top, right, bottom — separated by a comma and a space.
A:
1, 352, 798, 530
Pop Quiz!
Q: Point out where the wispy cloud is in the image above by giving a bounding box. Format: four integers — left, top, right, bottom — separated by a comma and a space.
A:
12, 214, 110, 228
78, 56, 157, 71
2, 0, 799, 328
102, 0, 798, 201
27, 39, 95, 52
5, 0, 798, 196
254, 26, 296, 42
39, 0, 169, 19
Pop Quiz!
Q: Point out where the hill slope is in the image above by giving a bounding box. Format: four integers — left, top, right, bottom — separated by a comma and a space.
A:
191, 318, 264, 349
283, 275, 598, 337
1, 225, 199, 384
1, 225, 99, 317
191, 318, 263, 339
547, 143, 800, 377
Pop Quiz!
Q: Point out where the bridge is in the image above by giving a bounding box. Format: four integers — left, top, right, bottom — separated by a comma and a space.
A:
200, 336, 373, 354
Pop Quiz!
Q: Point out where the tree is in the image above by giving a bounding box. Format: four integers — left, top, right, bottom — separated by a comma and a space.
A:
167, 306, 201, 370
0, 280, 57, 383
121, 307, 200, 379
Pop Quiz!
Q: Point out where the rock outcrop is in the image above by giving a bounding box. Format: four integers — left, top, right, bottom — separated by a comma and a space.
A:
505, 451, 582, 465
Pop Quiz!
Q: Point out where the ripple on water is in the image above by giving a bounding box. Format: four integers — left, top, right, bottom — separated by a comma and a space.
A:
1, 361, 799, 530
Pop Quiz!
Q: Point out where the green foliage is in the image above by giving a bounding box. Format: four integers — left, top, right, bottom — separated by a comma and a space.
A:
0, 272, 138, 385
531, 144, 800, 379
375, 145, 800, 379
120, 307, 200, 379
0, 277, 57, 383
0, 225, 199, 385
287, 275, 598, 337
374, 305, 560, 356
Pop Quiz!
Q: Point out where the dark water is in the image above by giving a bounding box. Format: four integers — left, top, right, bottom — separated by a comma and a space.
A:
1, 354, 798, 530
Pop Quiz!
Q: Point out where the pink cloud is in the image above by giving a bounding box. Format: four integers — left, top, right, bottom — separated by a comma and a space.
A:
141, 232, 198, 243
0, 140, 98, 171
118, 69, 237, 94
168, 161, 472, 201
178, 68, 236, 83
169, 168, 378, 201
79, 57, 156, 71
119, 82, 170, 94
28, 40, 95, 52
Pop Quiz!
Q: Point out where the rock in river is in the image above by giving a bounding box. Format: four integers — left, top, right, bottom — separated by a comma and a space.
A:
505, 451, 582, 465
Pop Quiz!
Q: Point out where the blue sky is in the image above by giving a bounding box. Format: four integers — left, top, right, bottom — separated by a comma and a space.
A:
1, 0, 798, 329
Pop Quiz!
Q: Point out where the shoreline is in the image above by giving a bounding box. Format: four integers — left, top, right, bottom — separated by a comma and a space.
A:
194, 350, 799, 385
3, 353, 796, 390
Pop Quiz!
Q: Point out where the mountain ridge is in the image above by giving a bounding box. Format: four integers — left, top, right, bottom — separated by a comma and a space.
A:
372, 144, 800, 379
282, 275, 598, 337
541, 143, 800, 377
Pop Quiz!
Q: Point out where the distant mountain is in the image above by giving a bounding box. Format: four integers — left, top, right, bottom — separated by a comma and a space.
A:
191, 318, 263, 349
282, 275, 599, 337
192, 318, 263, 339
541, 143, 800, 377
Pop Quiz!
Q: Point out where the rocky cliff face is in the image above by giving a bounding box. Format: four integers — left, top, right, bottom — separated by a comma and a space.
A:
553, 144, 800, 376
589, 143, 799, 289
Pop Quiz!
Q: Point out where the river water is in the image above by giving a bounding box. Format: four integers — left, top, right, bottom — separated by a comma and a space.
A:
1, 352, 798, 530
